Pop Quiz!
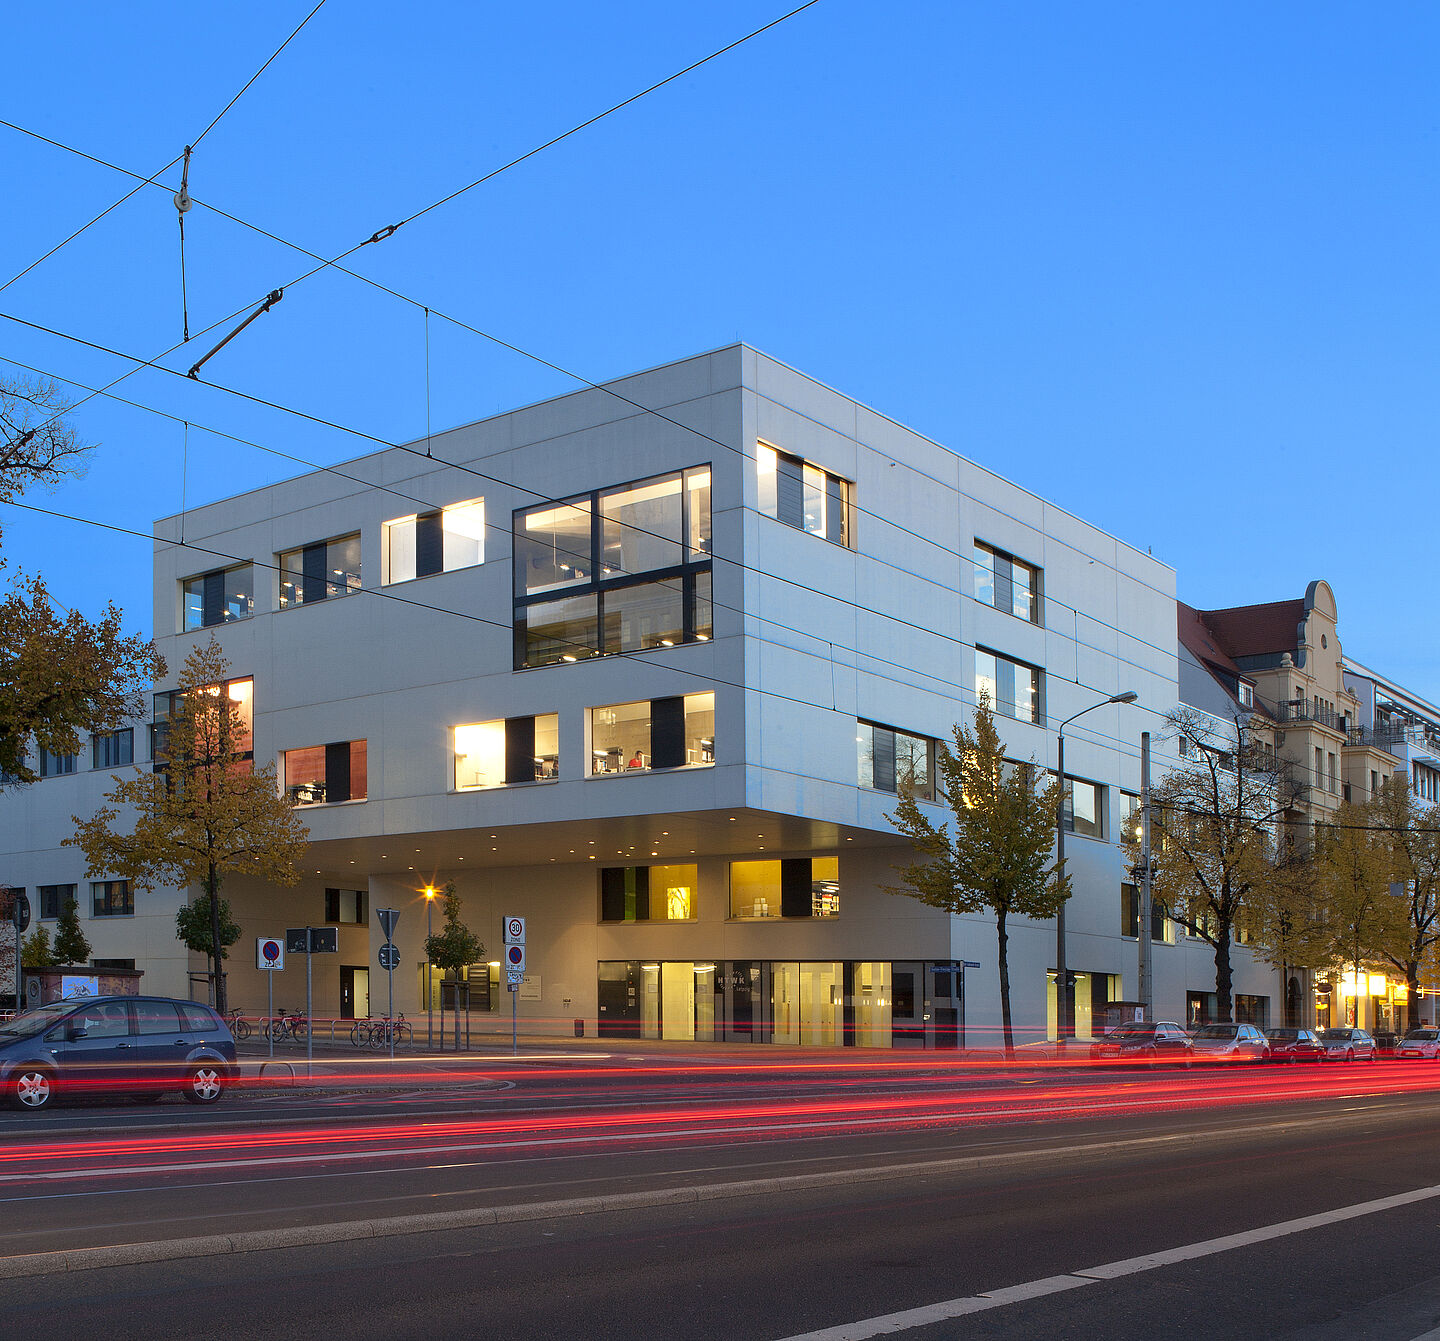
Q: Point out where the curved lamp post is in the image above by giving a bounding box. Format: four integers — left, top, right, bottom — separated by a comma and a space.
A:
424, 885, 436, 1049
1055, 690, 1139, 1045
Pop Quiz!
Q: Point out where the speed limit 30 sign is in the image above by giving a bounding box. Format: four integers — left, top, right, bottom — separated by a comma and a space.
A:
503, 916, 525, 944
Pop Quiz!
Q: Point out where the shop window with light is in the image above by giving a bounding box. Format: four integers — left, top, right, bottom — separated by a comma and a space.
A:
279, 532, 361, 608
729, 857, 840, 919
37, 747, 77, 777
151, 676, 255, 765
384, 499, 484, 584
282, 740, 367, 805
92, 879, 133, 917
454, 714, 559, 788
590, 693, 714, 774
1062, 777, 1108, 839
513, 468, 712, 669
973, 542, 1043, 624
975, 648, 1042, 724
181, 563, 254, 631
756, 442, 852, 546
857, 720, 936, 801
324, 888, 367, 924
91, 729, 133, 769
600, 865, 698, 922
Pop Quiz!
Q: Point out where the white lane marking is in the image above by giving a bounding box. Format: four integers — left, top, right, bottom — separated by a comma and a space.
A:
776, 1181, 1440, 1340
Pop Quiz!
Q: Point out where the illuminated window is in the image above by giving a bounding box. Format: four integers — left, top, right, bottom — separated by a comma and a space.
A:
384, 499, 484, 584
757, 442, 852, 546
729, 857, 839, 919
181, 564, 254, 631
975, 648, 1043, 723
454, 714, 559, 788
279, 533, 361, 608
282, 741, 367, 805
150, 676, 254, 764
600, 865, 697, 922
325, 888, 367, 924
590, 693, 714, 774
514, 468, 712, 669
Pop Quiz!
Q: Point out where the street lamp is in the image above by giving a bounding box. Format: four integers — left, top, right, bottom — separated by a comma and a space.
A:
424, 885, 436, 1049
1056, 689, 1139, 1045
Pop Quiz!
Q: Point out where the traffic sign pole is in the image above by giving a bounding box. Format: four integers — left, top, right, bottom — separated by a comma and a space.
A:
268, 966, 274, 1060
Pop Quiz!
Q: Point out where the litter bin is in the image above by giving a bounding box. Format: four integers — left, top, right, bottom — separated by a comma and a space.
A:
574, 1017, 585, 1038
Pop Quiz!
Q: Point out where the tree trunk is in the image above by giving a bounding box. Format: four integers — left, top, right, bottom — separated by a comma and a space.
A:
208, 866, 227, 1018
996, 910, 1014, 1058
1407, 962, 1421, 1031
1213, 926, 1233, 1023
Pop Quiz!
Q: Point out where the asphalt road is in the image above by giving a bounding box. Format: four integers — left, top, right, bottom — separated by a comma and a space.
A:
4, 1054, 1440, 1339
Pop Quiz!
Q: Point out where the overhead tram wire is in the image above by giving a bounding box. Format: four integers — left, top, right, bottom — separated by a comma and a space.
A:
0, 314, 1175, 714
0, 1, 329, 296
0, 59, 1180, 662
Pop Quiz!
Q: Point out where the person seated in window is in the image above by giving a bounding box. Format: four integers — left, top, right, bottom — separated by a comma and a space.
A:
627, 750, 645, 770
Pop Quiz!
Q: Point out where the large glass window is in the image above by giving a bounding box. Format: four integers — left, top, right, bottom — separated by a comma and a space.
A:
975, 648, 1042, 723
1063, 777, 1108, 839
757, 443, 852, 546
590, 693, 714, 773
384, 499, 484, 584
92, 879, 133, 917
38, 747, 77, 777
515, 468, 712, 669
857, 721, 935, 800
92, 729, 133, 769
282, 740, 367, 805
1121, 883, 1174, 943
454, 714, 559, 788
729, 857, 839, 919
600, 865, 698, 922
181, 564, 254, 631
279, 533, 361, 608
325, 888, 367, 924
153, 677, 254, 761
973, 542, 1042, 624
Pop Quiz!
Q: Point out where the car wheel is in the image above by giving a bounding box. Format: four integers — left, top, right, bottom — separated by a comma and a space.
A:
183, 1064, 226, 1104
11, 1067, 55, 1111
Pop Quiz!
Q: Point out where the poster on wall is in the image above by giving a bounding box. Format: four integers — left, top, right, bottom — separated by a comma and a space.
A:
519, 974, 542, 1001
60, 974, 100, 999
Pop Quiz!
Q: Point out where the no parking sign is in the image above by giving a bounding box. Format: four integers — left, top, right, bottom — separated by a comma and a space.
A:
257, 937, 285, 971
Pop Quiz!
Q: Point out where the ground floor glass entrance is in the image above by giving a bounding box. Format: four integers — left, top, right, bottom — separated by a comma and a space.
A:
597, 960, 964, 1047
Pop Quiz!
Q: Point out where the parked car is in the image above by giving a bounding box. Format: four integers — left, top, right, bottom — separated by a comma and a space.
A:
0, 995, 237, 1111
1263, 1027, 1325, 1062
1317, 1027, 1377, 1062
1189, 1023, 1270, 1063
1090, 1021, 1192, 1065
1398, 1027, 1440, 1060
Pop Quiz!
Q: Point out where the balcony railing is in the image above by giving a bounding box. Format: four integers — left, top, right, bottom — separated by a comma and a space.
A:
1270, 699, 1347, 731
1346, 727, 1405, 755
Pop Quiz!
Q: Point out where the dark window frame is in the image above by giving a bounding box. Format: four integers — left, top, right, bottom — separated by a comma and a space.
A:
278, 531, 362, 609
973, 540, 1044, 625
91, 879, 134, 917
91, 728, 134, 770
513, 466, 713, 670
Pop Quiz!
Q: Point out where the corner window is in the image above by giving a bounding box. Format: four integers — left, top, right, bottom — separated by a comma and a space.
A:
384, 499, 484, 584
92, 880, 133, 917
38, 748, 77, 777
1063, 777, 1108, 839
513, 468, 712, 669
324, 888, 367, 924
182, 564, 254, 631
975, 648, 1043, 724
39, 884, 73, 920
92, 729, 133, 769
729, 857, 840, 919
600, 865, 697, 922
282, 741, 367, 805
857, 721, 936, 801
279, 533, 361, 608
454, 714, 559, 788
974, 542, 1042, 624
590, 694, 714, 774
757, 443, 852, 546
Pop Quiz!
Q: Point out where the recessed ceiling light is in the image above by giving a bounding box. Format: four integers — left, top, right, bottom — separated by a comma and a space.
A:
589, 855, 595, 860
661, 831, 669, 836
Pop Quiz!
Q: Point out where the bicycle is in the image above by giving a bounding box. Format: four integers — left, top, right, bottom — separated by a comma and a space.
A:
354, 1014, 411, 1048
225, 1008, 253, 1042
267, 1010, 308, 1044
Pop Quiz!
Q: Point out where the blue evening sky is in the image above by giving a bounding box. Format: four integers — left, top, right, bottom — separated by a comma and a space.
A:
2, 2, 1436, 703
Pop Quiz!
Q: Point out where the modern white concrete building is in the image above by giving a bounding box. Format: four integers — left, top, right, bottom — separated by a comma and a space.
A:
2, 346, 1290, 1044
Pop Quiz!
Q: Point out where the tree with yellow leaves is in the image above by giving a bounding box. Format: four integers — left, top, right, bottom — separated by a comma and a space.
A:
67, 640, 308, 1015
885, 691, 1063, 1056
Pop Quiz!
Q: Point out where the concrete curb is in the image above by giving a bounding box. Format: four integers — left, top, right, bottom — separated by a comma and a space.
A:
0, 1112, 1342, 1279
